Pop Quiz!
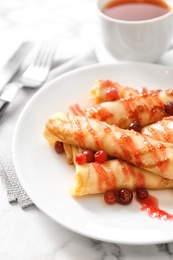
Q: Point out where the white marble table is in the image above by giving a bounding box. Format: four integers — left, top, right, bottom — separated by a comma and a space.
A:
1, 0, 173, 259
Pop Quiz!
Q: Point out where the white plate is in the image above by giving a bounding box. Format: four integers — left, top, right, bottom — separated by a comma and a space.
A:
13, 62, 173, 245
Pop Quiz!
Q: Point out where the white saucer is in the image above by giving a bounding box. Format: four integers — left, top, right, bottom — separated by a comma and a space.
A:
95, 40, 173, 66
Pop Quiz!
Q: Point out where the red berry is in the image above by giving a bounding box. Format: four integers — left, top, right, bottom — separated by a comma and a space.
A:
75, 153, 87, 165
104, 190, 117, 204
129, 121, 141, 132
118, 189, 133, 205
83, 149, 94, 163
54, 141, 64, 154
94, 150, 107, 163
136, 188, 148, 200
106, 87, 120, 101
164, 101, 173, 115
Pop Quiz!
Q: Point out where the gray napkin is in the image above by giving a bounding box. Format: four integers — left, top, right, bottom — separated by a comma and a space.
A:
0, 49, 98, 208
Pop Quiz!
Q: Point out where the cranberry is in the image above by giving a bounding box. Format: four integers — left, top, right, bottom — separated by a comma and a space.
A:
136, 188, 148, 200
75, 153, 87, 165
94, 150, 107, 163
118, 189, 133, 205
83, 149, 94, 163
54, 141, 64, 154
106, 87, 120, 101
104, 190, 117, 204
129, 121, 141, 132
164, 101, 173, 115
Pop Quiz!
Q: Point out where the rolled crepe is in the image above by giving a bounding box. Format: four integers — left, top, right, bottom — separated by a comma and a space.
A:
44, 114, 173, 167
64, 115, 173, 164
89, 79, 144, 103
85, 89, 173, 129
44, 112, 173, 179
142, 116, 173, 143
70, 159, 173, 197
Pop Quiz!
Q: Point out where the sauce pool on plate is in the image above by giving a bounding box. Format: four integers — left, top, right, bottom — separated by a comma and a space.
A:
136, 193, 173, 220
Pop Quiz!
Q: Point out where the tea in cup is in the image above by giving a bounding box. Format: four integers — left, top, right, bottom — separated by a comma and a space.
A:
97, 0, 173, 62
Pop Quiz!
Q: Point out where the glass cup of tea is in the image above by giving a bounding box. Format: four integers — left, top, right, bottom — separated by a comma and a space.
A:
96, 0, 173, 62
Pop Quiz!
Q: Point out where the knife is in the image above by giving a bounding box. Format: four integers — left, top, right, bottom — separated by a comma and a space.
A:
0, 82, 21, 116
0, 42, 32, 93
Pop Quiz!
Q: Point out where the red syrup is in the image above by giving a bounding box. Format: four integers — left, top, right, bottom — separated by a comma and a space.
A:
136, 194, 173, 221
69, 103, 85, 116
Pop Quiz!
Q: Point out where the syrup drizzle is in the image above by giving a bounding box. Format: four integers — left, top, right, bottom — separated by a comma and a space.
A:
69, 103, 85, 116
92, 162, 117, 191
143, 116, 173, 143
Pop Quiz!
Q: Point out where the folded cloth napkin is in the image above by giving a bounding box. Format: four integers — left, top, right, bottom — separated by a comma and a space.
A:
0, 49, 99, 208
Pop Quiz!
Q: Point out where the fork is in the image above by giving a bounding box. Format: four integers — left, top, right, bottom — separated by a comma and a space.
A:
0, 40, 57, 116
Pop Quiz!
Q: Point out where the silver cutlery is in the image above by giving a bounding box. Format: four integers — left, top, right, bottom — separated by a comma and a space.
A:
0, 42, 32, 93
0, 40, 57, 116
